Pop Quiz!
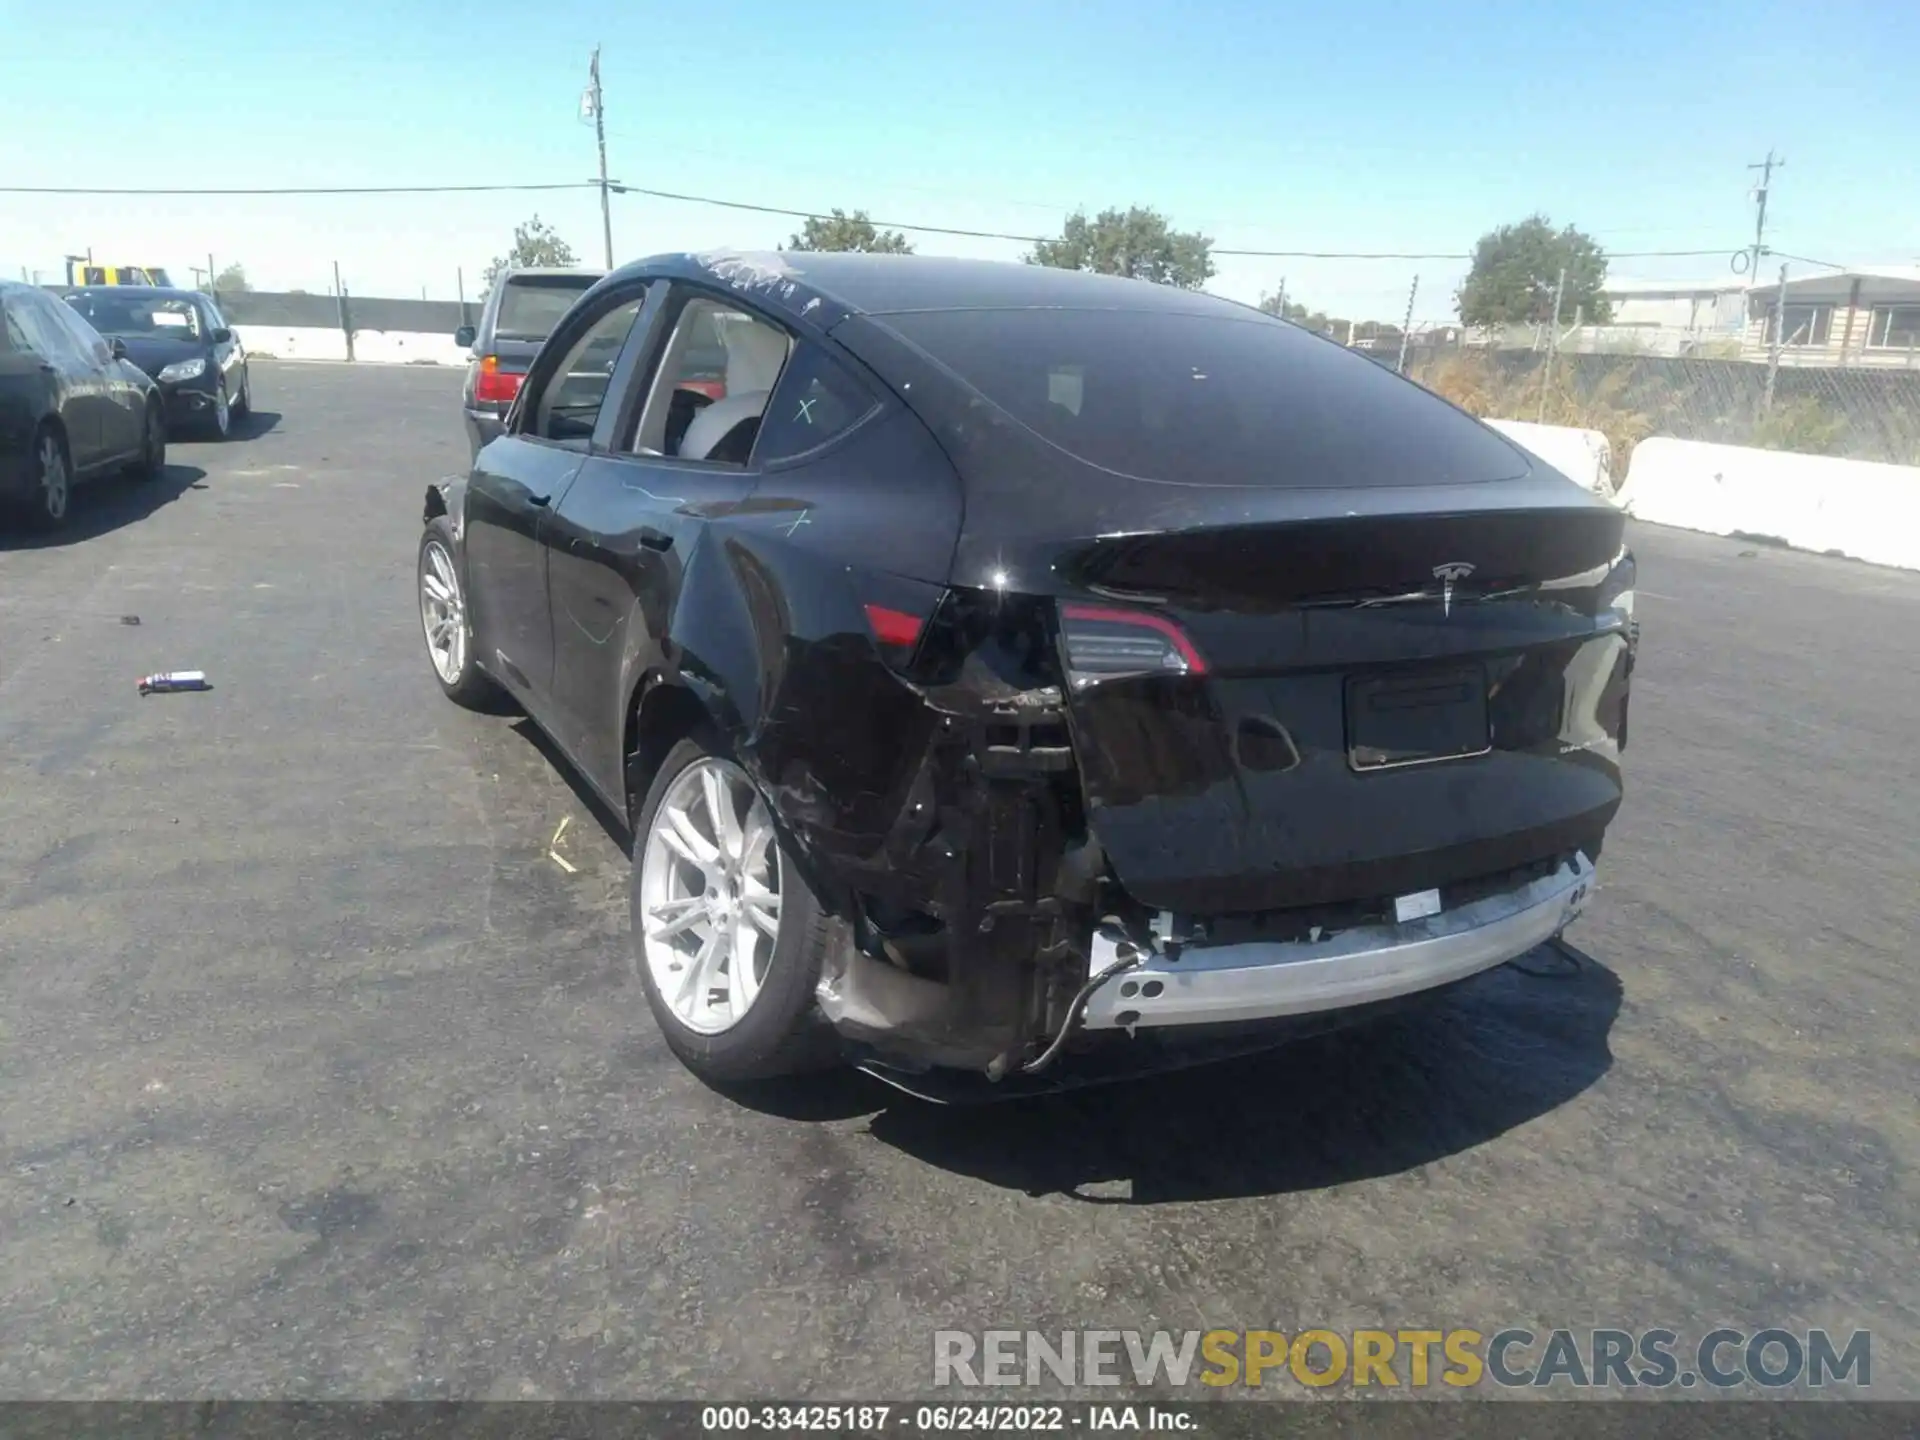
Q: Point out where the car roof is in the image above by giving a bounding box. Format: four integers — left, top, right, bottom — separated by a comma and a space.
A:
64, 286, 208, 303
499, 267, 604, 281
613, 251, 1266, 332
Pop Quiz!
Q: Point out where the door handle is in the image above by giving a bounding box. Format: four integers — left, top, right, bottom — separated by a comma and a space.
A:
639, 527, 673, 551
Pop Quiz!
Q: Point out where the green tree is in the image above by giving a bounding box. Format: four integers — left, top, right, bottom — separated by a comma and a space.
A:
212, 263, 251, 294
1456, 215, 1613, 327
1028, 206, 1214, 289
482, 215, 579, 292
785, 209, 913, 254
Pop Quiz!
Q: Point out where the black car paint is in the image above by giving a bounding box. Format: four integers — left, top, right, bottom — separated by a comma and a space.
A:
61, 288, 246, 433
429, 251, 1634, 1079
0, 280, 158, 507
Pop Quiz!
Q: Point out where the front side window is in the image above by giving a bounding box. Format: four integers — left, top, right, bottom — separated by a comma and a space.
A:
531, 294, 645, 444
631, 297, 791, 465
876, 307, 1529, 489
48, 299, 112, 362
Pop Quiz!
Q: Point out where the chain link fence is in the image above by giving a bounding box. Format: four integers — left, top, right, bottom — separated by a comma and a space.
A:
1398, 344, 1920, 467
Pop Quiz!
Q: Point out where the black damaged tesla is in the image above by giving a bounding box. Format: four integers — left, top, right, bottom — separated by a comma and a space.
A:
417, 251, 1636, 1098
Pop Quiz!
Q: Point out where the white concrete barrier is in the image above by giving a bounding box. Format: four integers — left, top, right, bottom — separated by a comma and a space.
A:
1485, 419, 1615, 497
350, 329, 472, 367
232, 325, 468, 366
1617, 437, 1920, 571
234, 325, 350, 362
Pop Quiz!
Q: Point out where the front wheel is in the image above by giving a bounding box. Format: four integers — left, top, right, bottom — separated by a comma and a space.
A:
632, 737, 840, 1082
417, 516, 499, 708
205, 379, 232, 440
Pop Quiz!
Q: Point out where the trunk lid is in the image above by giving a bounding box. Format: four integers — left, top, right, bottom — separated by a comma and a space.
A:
832, 302, 1634, 913
1052, 502, 1630, 915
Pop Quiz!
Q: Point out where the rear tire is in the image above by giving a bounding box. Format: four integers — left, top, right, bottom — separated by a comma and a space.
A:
231, 368, 251, 420
417, 516, 500, 709
631, 734, 841, 1082
23, 425, 72, 531
127, 401, 166, 480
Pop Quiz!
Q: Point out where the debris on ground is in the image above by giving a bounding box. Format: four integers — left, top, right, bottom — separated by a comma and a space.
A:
549, 815, 578, 874
138, 671, 212, 695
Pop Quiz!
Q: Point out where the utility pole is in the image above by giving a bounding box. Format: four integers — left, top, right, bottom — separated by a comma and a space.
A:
1538, 266, 1567, 422
335, 259, 355, 362
1746, 148, 1783, 279
585, 46, 614, 268
1396, 274, 1419, 374
1763, 263, 1789, 413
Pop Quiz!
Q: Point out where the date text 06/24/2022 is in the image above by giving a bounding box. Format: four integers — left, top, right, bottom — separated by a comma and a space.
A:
700, 1405, 1195, 1432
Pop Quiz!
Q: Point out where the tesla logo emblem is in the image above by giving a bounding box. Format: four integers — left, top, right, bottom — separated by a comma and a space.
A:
1432, 562, 1476, 616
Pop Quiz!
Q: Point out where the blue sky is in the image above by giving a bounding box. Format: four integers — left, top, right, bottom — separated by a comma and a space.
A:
2, 0, 1915, 322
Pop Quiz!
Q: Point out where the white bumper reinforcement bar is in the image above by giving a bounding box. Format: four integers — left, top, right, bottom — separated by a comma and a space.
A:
1081, 852, 1595, 1031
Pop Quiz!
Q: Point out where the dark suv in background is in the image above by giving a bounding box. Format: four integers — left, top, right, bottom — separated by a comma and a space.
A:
455, 267, 603, 459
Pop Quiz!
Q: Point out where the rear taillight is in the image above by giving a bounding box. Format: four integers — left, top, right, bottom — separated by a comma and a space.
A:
1058, 603, 1208, 689
858, 578, 945, 672
863, 604, 924, 649
474, 355, 521, 406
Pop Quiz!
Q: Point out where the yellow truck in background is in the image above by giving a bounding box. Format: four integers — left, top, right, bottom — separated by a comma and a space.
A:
64, 259, 175, 288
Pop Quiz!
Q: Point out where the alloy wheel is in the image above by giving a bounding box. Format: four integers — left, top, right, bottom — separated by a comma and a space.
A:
38, 435, 68, 521
418, 539, 467, 684
212, 383, 231, 437
640, 757, 783, 1036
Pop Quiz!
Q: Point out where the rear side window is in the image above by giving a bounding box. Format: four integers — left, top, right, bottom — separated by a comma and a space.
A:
877, 308, 1528, 489
494, 276, 596, 342
755, 344, 877, 463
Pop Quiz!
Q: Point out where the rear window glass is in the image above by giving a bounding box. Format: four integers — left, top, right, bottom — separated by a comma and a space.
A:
878, 308, 1529, 489
494, 276, 596, 341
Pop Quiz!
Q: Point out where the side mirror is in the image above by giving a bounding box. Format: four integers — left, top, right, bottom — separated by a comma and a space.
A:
454, 325, 476, 349
109, 338, 129, 360
211, 327, 233, 345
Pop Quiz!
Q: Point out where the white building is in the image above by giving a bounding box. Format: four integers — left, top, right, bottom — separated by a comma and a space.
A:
1741, 266, 1920, 368
1602, 278, 1750, 336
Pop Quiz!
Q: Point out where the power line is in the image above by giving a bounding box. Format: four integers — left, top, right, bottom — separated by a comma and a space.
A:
610, 182, 1045, 243
612, 184, 1735, 260
1770, 250, 1848, 271
0, 176, 1828, 266
0, 182, 599, 195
